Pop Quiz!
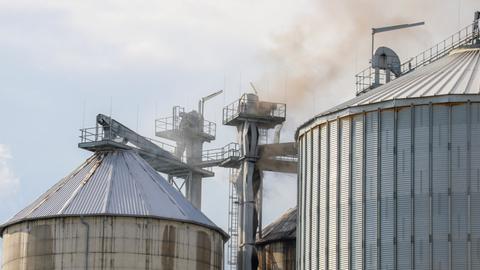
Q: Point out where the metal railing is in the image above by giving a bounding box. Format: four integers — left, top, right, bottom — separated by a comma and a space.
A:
79, 126, 177, 154
155, 106, 217, 138
355, 20, 480, 95
202, 119, 216, 138
202, 143, 240, 163
155, 106, 184, 134
223, 95, 286, 124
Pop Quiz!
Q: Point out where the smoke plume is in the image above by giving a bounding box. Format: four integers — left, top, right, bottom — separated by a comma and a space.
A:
258, 0, 479, 128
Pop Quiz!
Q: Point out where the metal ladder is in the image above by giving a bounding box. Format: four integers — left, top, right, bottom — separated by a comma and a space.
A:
227, 168, 239, 270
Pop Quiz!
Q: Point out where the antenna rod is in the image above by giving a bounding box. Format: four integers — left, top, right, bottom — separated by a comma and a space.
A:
371, 21, 425, 66
249, 82, 259, 95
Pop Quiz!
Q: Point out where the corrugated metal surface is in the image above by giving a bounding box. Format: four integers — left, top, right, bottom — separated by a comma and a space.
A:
350, 115, 363, 270
304, 131, 311, 270
380, 110, 395, 270
328, 121, 338, 270
257, 208, 297, 245
0, 150, 226, 237
396, 107, 413, 270
365, 111, 378, 270
319, 124, 328, 270
297, 47, 480, 137
339, 118, 350, 270
297, 40, 480, 270
311, 127, 319, 270
451, 104, 469, 269
471, 103, 480, 269
432, 105, 449, 269
414, 105, 431, 270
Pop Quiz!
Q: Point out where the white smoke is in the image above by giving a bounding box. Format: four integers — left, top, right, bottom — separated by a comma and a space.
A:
0, 145, 19, 199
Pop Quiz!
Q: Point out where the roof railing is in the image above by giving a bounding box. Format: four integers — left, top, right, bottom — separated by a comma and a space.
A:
223, 94, 286, 125
155, 106, 216, 138
80, 126, 178, 155
356, 19, 480, 95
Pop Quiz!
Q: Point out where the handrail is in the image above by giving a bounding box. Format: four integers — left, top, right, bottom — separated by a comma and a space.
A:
155, 110, 216, 138
223, 95, 286, 124
355, 20, 480, 95
79, 126, 177, 154
202, 143, 240, 163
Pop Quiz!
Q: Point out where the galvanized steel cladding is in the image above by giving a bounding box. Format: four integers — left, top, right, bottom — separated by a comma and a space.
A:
297, 102, 480, 270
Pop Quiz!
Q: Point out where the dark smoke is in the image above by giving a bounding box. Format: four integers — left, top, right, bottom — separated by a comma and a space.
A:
258, 0, 479, 128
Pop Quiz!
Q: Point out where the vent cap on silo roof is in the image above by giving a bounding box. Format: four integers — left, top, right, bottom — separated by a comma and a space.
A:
0, 150, 227, 238
297, 45, 480, 138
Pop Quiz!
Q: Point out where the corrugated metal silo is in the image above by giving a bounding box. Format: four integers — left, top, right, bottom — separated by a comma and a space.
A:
0, 150, 227, 270
296, 45, 480, 270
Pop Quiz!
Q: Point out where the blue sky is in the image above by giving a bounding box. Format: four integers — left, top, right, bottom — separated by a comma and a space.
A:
0, 0, 479, 261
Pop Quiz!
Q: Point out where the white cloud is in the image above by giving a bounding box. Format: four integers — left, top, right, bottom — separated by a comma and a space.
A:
0, 145, 19, 198
0, 0, 312, 72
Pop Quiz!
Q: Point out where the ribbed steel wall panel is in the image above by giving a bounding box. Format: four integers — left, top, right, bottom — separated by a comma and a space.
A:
471, 103, 480, 269
432, 105, 450, 269
365, 111, 378, 270
414, 105, 431, 270
339, 118, 350, 270
297, 102, 480, 270
380, 110, 395, 270
305, 131, 312, 270
397, 107, 413, 270
451, 104, 469, 270
319, 124, 328, 269
311, 127, 320, 270
299, 135, 305, 270
351, 115, 364, 270
329, 121, 338, 270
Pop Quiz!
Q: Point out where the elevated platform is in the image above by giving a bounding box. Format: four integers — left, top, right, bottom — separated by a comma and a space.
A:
223, 94, 286, 128
197, 143, 241, 169
79, 127, 214, 178
155, 106, 216, 142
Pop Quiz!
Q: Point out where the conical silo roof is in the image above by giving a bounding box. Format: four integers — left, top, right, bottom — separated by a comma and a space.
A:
298, 45, 480, 134
257, 207, 297, 245
0, 150, 227, 238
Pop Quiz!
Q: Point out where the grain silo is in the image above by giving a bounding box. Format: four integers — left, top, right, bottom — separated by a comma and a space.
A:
257, 207, 296, 270
295, 17, 480, 270
0, 150, 227, 270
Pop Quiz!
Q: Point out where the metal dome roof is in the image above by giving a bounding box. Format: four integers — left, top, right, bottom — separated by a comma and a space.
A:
0, 150, 227, 237
297, 45, 480, 136
257, 207, 297, 245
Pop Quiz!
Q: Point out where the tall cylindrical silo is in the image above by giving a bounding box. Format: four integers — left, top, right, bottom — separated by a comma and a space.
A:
0, 150, 227, 270
296, 45, 480, 270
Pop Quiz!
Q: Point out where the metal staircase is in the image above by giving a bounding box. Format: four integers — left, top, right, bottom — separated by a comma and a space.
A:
227, 168, 240, 270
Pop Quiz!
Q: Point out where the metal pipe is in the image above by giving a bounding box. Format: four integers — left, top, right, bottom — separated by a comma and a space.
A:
80, 216, 90, 270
